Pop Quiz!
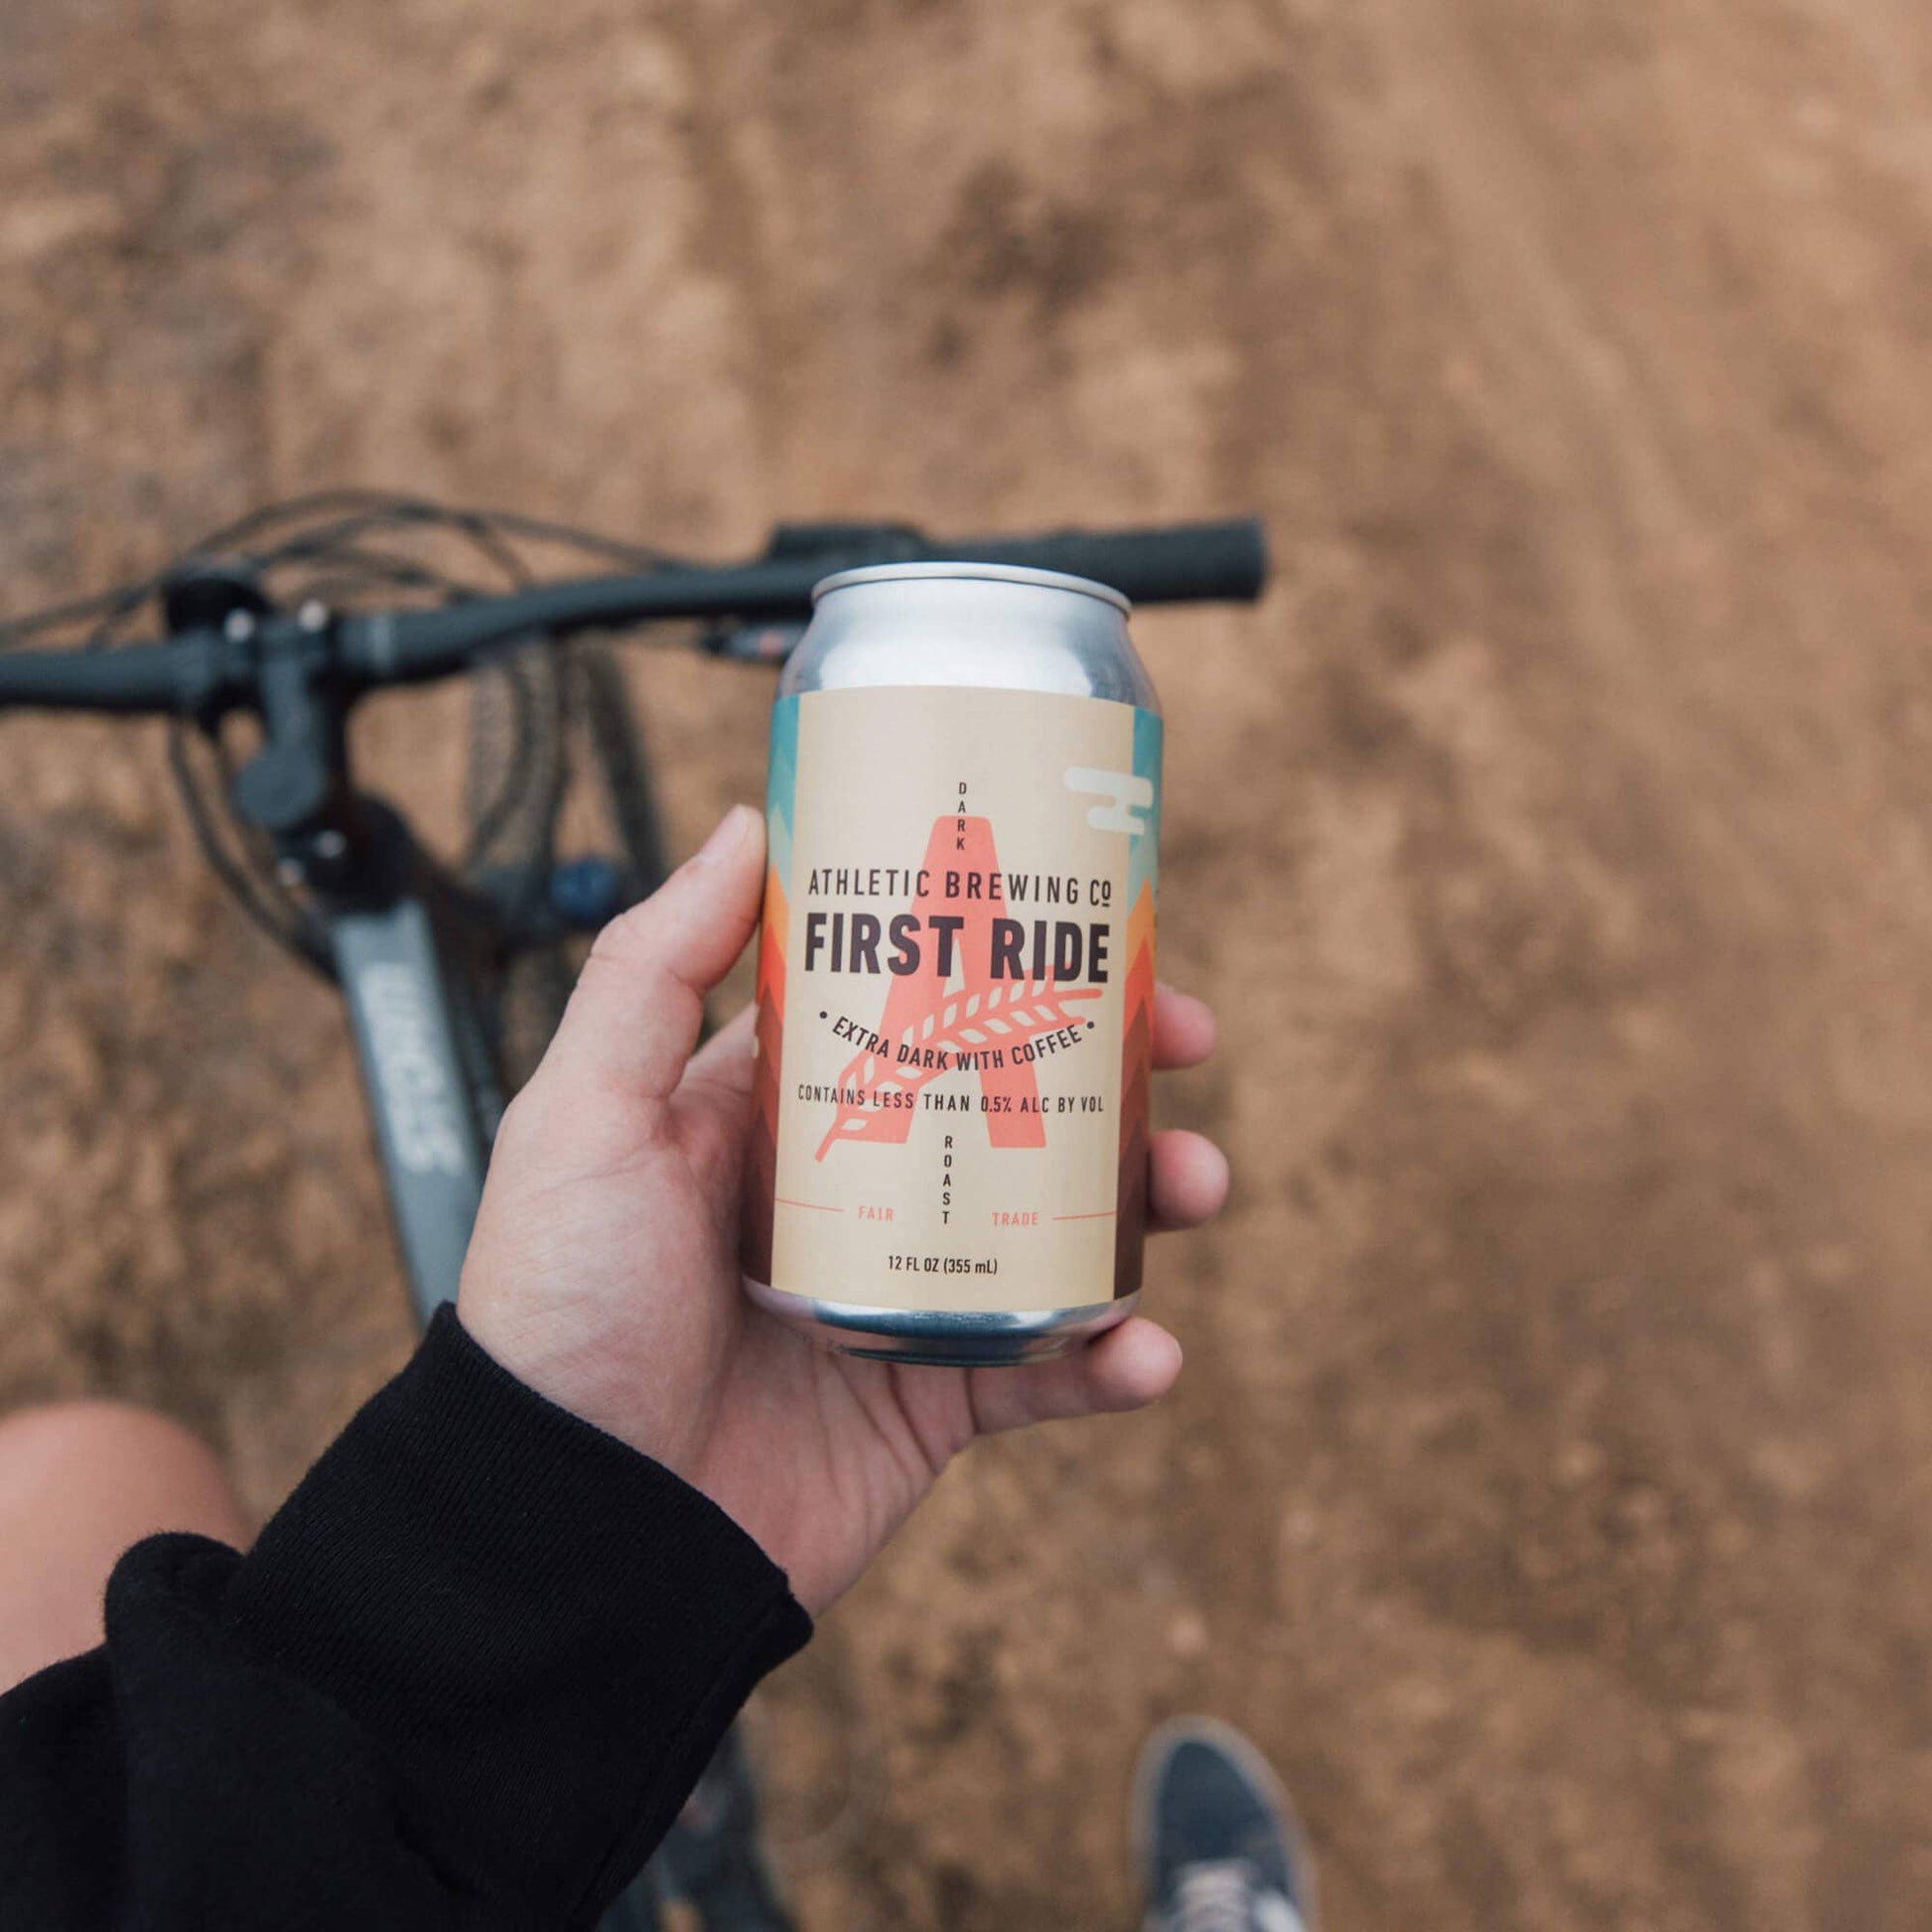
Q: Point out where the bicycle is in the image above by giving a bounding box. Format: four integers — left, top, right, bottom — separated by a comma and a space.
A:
0, 493, 1267, 1929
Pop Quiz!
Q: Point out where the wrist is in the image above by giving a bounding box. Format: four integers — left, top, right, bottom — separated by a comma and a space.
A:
453, 1289, 689, 1473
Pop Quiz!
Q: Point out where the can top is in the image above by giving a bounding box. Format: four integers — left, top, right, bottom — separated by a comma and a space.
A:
811, 560, 1132, 615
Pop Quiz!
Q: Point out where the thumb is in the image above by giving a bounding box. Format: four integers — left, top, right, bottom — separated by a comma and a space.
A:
536, 803, 766, 1106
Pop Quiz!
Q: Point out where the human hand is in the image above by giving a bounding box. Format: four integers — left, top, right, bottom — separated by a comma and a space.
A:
458, 804, 1228, 1614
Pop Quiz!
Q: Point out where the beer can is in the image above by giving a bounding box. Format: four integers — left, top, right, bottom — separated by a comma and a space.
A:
740, 562, 1162, 1366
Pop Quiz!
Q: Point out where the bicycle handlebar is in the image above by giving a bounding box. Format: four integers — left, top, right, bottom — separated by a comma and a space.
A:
0, 516, 1267, 717
966, 520, 1267, 603
0, 641, 199, 712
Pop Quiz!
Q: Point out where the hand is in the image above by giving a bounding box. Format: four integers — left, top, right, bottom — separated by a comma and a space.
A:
458, 805, 1228, 1614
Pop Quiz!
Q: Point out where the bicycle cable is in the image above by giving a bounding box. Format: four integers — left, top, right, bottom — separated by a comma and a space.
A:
1, 494, 697, 977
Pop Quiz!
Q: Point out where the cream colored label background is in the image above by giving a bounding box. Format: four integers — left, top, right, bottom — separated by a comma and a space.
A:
771, 686, 1139, 1311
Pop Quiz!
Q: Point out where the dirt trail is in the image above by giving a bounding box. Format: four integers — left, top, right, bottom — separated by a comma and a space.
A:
6, 3, 1932, 1926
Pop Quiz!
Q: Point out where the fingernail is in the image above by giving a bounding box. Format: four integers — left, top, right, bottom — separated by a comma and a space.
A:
692, 802, 759, 866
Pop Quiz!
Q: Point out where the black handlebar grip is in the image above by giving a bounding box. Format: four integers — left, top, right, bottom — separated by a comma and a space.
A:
0, 640, 208, 713
947, 518, 1269, 605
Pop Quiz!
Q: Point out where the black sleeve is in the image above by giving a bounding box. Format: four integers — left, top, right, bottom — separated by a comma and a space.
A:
0, 1306, 812, 1932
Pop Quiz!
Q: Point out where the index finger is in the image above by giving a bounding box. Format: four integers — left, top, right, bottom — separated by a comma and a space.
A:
1153, 983, 1215, 1070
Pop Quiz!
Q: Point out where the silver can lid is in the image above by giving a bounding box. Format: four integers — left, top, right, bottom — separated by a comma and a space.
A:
810, 559, 1132, 615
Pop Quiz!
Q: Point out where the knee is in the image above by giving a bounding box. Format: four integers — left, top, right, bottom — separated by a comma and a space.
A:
0, 1398, 206, 1473
0, 1400, 249, 1547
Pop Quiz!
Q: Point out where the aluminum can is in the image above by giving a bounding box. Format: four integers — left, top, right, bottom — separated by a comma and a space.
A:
741, 562, 1163, 1366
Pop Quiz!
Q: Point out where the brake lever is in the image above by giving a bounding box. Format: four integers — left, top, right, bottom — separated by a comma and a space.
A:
697, 619, 806, 664
702, 523, 930, 663
759, 519, 926, 563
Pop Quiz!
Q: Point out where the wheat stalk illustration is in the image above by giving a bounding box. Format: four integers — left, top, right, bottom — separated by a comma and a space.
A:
815, 977, 1103, 1159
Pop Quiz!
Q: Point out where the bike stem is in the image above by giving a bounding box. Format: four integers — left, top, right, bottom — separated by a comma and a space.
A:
169, 579, 501, 1323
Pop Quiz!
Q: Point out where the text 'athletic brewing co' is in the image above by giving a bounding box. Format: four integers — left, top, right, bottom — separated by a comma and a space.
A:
741, 562, 1162, 1366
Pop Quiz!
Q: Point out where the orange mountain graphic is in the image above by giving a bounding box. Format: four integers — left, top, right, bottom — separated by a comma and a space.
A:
740, 863, 787, 1283
1115, 880, 1157, 1300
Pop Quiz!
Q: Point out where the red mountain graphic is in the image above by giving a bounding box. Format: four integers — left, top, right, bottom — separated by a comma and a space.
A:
739, 863, 788, 1282
1114, 880, 1157, 1299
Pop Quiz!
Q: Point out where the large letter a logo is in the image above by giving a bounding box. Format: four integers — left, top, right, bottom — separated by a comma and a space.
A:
816, 815, 1101, 1160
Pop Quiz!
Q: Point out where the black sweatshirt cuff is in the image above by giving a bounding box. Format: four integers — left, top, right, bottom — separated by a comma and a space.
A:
221, 1305, 811, 1927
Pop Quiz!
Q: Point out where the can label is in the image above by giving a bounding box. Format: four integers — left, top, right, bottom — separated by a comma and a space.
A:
743, 685, 1161, 1313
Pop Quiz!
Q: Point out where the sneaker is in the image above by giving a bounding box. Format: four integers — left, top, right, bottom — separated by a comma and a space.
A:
1132, 1718, 1314, 1932
648, 1725, 795, 1932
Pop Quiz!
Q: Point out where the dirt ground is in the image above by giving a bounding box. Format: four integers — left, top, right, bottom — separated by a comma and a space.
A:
6, 1, 1932, 1926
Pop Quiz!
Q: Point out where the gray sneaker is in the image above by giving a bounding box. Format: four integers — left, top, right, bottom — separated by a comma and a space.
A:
1132, 1719, 1314, 1932
648, 1725, 794, 1932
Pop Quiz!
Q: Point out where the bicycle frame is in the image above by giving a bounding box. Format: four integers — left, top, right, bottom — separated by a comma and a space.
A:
331, 897, 494, 1323
308, 803, 505, 1324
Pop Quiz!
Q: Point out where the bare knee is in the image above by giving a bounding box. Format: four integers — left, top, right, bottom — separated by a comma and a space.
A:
0, 1399, 192, 1469
0, 1399, 207, 1463
0, 1400, 250, 1688
0, 1400, 249, 1544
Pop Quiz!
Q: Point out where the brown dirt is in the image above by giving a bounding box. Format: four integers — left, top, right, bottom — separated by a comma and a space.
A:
6, 2, 1932, 1926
